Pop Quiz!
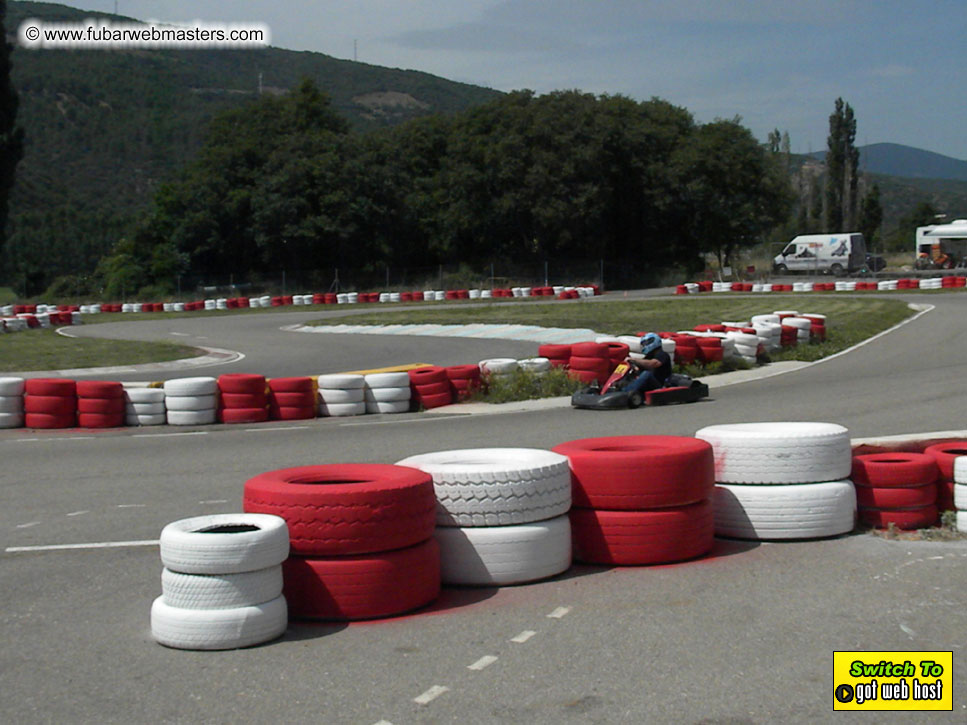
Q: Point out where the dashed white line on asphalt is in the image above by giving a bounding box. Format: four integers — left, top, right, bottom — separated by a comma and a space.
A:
199, 499, 228, 505
373, 721, 394, 725
15, 437, 96, 442
15, 521, 41, 529
511, 630, 537, 643
413, 685, 449, 705
170, 332, 190, 336
339, 416, 464, 427
133, 432, 208, 438
66, 510, 89, 517
243, 426, 310, 433
117, 504, 146, 509
5, 539, 159, 553
467, 655, 498, 671
547, 606, 571, 619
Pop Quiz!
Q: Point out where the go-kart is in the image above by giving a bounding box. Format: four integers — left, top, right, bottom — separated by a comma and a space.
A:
570, 362, 709, 410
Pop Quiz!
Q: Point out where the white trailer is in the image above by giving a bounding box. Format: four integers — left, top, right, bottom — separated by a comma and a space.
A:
916, 219, 967, 268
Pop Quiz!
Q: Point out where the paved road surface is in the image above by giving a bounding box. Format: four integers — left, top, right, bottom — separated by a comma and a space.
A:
2, 291, 965, 723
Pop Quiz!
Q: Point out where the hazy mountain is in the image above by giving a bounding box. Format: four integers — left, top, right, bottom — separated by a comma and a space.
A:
810, 142, 967, 182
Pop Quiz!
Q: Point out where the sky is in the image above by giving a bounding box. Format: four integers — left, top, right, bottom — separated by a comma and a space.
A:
48, 0, 967, 160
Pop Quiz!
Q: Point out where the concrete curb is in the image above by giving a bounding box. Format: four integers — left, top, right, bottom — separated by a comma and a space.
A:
4, 346, 245, 379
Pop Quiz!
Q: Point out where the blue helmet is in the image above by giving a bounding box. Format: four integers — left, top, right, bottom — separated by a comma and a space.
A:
640, 332, 662, 355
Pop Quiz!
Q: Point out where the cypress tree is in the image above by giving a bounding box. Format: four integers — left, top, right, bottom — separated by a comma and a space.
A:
0, 0, 25, 256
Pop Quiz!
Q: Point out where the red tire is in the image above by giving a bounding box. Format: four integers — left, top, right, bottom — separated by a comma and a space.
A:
407, 366, 448, 385
552, 435, 715, 509
854, 482, 937, 509
25, 412, 75, 429
267, 377, 314, 393
567, 355, 611, 370
697, 347, 723, 363
605, 342, 630, 363
268, 405, 316, 421
858, 505, 938, 530
937, 480, 955, 511
851, 453, 939, 487
568, 370, 600, 385
283, 539, 440, 621
219, 407, 269, 424
674, 347, 697, 365
922, 441, 967, 480
77, 397, 125, 414
571, 342, 609, 358
219, 392, 269, 408
412, 381, 451, 397
243, 464, 437, 556
415, 392, 452, 409
538, 344, 571, 360
695, 337, 722, 349
24, 379, 76, 396
570, 501, 714, 565
268, 391, 315, 407
217, 373, 267, 395
78, 412, 124, 428
24, 395, 77, 415
75, 380, 123, 398
445, 365, 481, 381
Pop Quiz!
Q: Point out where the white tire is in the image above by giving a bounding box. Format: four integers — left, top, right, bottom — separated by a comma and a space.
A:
0, 412, 24, 428
125, 402, 166, 415
953, 483, 967, 510
318, 401, 367, 417
713, 481, 856, 540
434, 515, 571, 586
317, 374, 364, 389
365, 400, 410, 414
126, 413, 166, 426
958, 511, 967, 532
395, 448, 572, 526
159, 513, 289, 574
317, 388, 364, 404
953, 457, 967, 484
517, 357, 551, 373
166, 409, 217, 426
0, 377, 25, 396
161, 565, 283, 609
0, 395, 23, 413
164, 394, 217, 412
363, 372, 410, 387
125, 388, 165, 404
150, 595, 287, 650
733, 343, 758, 358
617, 336, 643, 353
364, 386, 411, 403
479, 358, 518, 375
163, 377, 217, 396
728, 332, 758, 347
694, 422, 851, 484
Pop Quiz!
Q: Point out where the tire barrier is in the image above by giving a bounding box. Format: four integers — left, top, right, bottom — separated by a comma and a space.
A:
954, 457, 967, 534
243, 464, 440, 620
363, 372, 411, 414
395, 448, 572, 585
407, 366, 453, 410
267, 377, 316, 420
164, 377, 218, 426
316, 373, 366, 417
24, 378, 77, 429
124, 387, 166, 426
217, 373, 269, 424
76, 380, 124, 428
568, 341, 612, 385
151, 513, 289, 650
551, 436, 716, 565
538, 343, 572, 368
679, 277, 967, 293
695, 422, 856, 540
0, 376, 25, 429
444, 364, 482, 402
922, 441, 967, 514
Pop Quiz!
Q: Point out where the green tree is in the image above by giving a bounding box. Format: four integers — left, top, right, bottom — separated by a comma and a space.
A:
884, 200, 938, 252
824, 97, 859, 232
858, 183, 883, 248
0, 0, 25, 262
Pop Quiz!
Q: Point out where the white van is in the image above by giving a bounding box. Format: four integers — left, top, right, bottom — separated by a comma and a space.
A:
773, 233, 866, 276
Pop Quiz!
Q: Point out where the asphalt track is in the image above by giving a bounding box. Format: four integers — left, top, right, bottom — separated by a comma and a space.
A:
2, 291, 966, 724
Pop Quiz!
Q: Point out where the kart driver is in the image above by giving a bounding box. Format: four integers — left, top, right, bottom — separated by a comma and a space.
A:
623, 332, 672, 395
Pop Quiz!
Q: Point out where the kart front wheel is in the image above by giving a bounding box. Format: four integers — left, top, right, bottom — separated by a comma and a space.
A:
628, 391, 643, 409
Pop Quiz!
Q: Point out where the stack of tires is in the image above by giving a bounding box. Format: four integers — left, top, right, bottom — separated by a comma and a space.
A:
0, 377, 24, 429
670, 334, 698, 366
602, 342, 630, 370
851, 452, 939, 530
24, 378, 77, 429
77, 380, 124, 428
151, 513, 289, 650
954, 458, 967, 532
407, 367, 453, 410
267, 377, 316, 421
445, 365, 482, 402
395, 448, 572, 585
922, 441, 967, 514
478, 358, 518, 379
124, 387, 166, 426
217, 374, 269, 424
316, 374, 366, 417
695, 422, 856, 540
537, 344, 571, 368
551, 436, 715, 565
243, 465, 440, 620
164, 377, 218, 426
568, 342, 612, 385
783, 317, 813, 344
517, 357, 552, 375
802, 313, 827, 341
364, 372, 411, 414
726, 330, 760, 365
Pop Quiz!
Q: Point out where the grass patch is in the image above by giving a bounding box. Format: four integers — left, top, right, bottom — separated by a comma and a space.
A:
470, 366, 585, 404
311, 296, 915, 363
0, 329, 202, 372
867, 511, 966, 541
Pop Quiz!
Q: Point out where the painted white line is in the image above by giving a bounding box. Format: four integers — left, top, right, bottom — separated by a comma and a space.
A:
117, 504, 146, 509
170, 332, 190, 337
243, 426, 310, 433
6, 539, 159, 553
511, 630, 537, 643
811, 302, 935, 367
199, 499, 228, 505
339, 416, 464, 428
927, 555, 945, 560
133, 432, 208, 438
66, 510, 89, 517
16, 436, 96, 442
547, 606, 571, 619
413, 685, 449, 705
373, 721, 394, 725
467, 655, 498, 671
15, 521, 41, 529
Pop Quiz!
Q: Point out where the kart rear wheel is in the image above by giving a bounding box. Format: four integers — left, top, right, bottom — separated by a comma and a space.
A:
628, 391, 643, 409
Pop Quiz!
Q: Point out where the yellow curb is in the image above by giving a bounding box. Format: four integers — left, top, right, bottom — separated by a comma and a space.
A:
339, 363, 435, 375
